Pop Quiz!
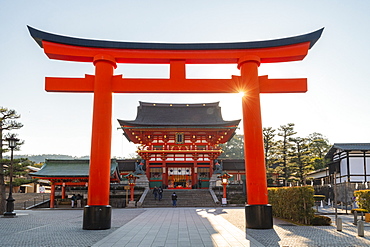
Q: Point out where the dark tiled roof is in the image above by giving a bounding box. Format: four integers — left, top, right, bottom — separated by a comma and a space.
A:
332, 143, 370, 151
118, 102, 240, 127
117, 159, 137, 172
31, 159, 118, 177
325, 143, 370, 160
220, 159, 245, 171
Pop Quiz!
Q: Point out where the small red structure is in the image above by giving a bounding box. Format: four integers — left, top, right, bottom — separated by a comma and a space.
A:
28, 26, 323, 230
218, 172, 233, 204
124, 173, 139, 203
30, 159, 121, 208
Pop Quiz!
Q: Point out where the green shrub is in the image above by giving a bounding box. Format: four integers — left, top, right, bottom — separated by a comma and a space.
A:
351, 208, 368, 214
354, 190, 370, 212
268, 186, 315, 225
311, 215, 332, 226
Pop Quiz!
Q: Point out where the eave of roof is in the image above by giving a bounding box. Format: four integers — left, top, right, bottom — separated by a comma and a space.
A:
325, 143, 370, 160
118, 123, 240, 128
333, 143, 370, 151
31, 159, 119, 178
28, 26, 323, 51
118, 102, 240, 127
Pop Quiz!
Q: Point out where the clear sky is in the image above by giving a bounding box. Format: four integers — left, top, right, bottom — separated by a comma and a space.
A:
1, 1, 370, 158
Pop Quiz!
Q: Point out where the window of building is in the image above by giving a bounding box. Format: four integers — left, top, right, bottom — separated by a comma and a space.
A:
176, 132, 184, 144
150, 167, 162, 179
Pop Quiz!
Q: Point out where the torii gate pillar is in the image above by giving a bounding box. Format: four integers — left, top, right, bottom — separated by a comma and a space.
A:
28, 26, 323, 230
83, 55, 116, 230
239, 56, 272, 228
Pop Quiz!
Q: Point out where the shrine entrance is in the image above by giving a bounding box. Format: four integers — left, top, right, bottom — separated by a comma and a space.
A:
29, 26, 323, 230
168, 166, 192, 189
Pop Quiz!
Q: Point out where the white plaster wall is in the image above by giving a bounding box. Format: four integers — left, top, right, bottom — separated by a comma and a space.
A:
350, 157, 365, 174
340, 159, 347, 176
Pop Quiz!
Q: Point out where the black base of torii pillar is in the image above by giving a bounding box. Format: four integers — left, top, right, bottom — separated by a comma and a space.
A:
245, 204, 273, 229
83, 205, 112, 230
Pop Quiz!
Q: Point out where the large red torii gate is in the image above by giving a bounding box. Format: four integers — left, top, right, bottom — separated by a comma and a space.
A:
28, 26, 323, 230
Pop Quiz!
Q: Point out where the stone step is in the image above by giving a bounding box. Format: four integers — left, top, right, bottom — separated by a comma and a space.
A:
142, 189, 217, 208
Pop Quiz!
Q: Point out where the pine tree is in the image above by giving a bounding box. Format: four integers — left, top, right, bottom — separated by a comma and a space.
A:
0, 107, 23, 214
289, 137, 311, 185
276, 123, 296, 186
307, 132, 331, 170
263, 127, 278, 185
218, 134, 244, 159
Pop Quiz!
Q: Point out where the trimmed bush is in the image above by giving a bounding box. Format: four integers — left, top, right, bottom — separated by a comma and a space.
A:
311, 215, 332, 226
268, 186, 315, 225
354, 190, 370, 212
351, 208, 368, 214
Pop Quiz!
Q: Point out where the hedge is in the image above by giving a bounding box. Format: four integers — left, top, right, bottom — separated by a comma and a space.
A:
268, 186, 315, 225
354, 190, 370, 212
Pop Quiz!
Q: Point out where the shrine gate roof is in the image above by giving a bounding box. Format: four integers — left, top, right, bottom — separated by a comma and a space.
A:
118, 102, 240, 127
31, 159, 120, 179
28, 26, 323, 51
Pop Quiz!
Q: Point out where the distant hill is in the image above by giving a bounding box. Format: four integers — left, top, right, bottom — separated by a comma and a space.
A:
2, 154, 131, 163
3, 154, 90, 163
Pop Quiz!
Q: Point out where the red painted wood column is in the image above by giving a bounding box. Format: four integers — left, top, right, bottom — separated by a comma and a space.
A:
61, 184, 66, 199
130, 184, 134, 201
239, 55, 273, 229
223, 183, 227, 199
50, 183, 55, 208
83, 54, 116, 230
146, 160, 150, 185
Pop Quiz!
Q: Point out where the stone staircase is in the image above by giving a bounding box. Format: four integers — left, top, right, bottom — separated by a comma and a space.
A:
10, 193, 50, 210
142, 189, 218, 208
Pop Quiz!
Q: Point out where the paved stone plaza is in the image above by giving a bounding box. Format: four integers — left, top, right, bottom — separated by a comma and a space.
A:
1, 207, 370, 246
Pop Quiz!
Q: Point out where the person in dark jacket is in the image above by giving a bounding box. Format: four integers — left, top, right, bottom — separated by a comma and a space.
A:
76, 194, 83, 208
171, 192, 177, 207
71, 194, 76, 208
153, 186, 159, 200
158, 186, 163, 201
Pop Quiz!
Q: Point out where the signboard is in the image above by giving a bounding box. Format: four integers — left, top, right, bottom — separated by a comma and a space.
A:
222, 198, 227, 205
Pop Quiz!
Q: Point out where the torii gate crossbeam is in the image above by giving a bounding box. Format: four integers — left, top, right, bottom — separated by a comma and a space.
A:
28, 26, 323, 230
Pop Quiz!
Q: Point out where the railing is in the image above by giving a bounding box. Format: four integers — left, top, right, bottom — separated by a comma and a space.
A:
137, 187, 150, 207
23, 194, 51, 209
209, 188, 220, 204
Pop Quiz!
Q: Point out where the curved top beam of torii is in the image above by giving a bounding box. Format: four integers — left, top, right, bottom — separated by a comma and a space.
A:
28, 26, 323, 64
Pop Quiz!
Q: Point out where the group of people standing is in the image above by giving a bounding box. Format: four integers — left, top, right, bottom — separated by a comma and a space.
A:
152, 186, 164, 201
71, 194, 83, 208
152, 186, 178, 207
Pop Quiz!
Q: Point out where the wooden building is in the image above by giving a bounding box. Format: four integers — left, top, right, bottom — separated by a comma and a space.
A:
118, 102, 240, 189
31, 159, 121, 208
326, 143, 370, 184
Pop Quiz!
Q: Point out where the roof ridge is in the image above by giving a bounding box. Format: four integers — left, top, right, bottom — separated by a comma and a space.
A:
139, 102, 220, 107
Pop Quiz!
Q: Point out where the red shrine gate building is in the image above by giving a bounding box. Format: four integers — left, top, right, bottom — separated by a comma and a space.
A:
118, 101, 240, 189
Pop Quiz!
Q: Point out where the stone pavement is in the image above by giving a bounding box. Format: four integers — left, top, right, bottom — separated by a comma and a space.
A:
1, 206, 370, 246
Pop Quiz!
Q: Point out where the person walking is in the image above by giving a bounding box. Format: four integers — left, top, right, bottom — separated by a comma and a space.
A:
153, 186, 159, 200
76, 194, 82, 208
71, 194, 76, 208
171, 192, 177, 207
158, 186, 163, 201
